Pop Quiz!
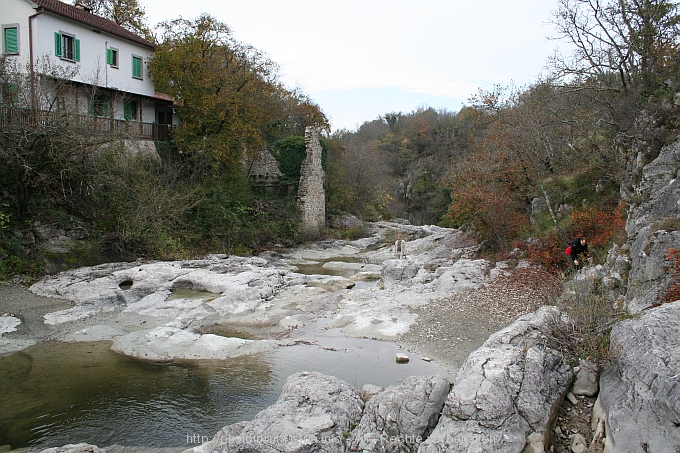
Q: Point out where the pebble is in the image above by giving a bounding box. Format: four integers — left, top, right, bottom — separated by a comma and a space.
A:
567, 392, 579, 405
396, 353, 409, 363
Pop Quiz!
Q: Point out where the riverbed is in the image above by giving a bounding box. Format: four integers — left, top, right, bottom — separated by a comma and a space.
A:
0, 330, 444, 449
0, 222, 559, 450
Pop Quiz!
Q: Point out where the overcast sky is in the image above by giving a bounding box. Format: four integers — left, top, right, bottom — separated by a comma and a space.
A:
142, 0, 566, 132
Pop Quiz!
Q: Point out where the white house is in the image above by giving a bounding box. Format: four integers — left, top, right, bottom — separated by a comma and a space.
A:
0, 0, 175, 137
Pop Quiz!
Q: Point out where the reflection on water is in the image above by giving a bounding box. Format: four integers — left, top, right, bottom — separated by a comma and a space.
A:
0, 338, 447, 449
0, 342, 276, 449
166, 288, 220, 302
293, 257, 365, 278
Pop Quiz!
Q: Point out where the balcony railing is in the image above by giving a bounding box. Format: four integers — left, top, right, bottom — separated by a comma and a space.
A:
0, 106, 170, 141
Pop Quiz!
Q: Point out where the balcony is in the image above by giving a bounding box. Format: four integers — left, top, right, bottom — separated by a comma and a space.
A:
0, 106, 171, 141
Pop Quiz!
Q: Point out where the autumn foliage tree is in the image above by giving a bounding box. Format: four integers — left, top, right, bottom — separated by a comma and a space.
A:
150, 15, 277, 169
147, 14, 328, 253
149, 14, 327, 171
444, 77, 630, 256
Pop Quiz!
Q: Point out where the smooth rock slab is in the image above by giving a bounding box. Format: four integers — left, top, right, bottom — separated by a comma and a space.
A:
38, 444, 104, 453
192, 371, 363, 453
0, 316, 21, 336
112, 327, 278, 361
347, 375, 450, 453
418, 306, 573, 453
596, 300, 680, 453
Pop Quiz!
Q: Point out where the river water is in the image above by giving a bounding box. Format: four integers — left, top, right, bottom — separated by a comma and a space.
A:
0, 258, 449, 450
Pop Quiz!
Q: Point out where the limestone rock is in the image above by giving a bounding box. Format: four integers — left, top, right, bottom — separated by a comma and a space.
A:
195, 372, 363, 453
418, 306, 573, 453
39, 444, 104, 453
625, 140, 680, 237
597, 300, 680, 452
571, 433, 587, 453
0, 316, 21, 336
435, 259, 490, 294
382, 259, 420, 283
347, 375, 450, 453
623, 139, 680, 312
111, 327, 278, 361
567, 392, 579, 405
396, 353, 410, 363
98, 139, 161, 163
572, 359, 599, 397
359, 384, 383, 402
332, 214, 362, 230
625, 228, 680, 313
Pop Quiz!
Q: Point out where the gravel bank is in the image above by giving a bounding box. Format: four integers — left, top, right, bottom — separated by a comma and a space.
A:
397, 267, 561, 371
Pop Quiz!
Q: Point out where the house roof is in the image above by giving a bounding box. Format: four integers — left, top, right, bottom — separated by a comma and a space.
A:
31, 0, 154, 49
154, 92, 177, 106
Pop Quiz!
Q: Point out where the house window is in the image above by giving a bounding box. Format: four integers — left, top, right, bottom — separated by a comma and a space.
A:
3, 25, 19, 55
90, 94, 110, 117
107, 47, 118, 68
132, 55, 143, 79
124, 100, 137, 120
54, 31, 80, 62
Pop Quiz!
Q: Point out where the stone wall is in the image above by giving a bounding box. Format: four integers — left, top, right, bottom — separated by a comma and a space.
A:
297, 127, 325, 236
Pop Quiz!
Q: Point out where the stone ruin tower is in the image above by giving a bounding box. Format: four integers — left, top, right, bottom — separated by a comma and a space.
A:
297, 126, 325, 236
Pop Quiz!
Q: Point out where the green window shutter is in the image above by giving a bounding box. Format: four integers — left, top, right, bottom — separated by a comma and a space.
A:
124, 101, 132, 120
8, 83, 19, 102
132, 56, 142, 78
54, 32, 62, 57
4, 27, 18, 54
103, 96, 110, 117
106, 48, 113, 65
74, 39, 80, 61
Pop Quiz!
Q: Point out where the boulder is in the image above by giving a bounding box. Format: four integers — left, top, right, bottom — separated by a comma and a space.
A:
435, 259, 490, 294
382, 259, 420, 284
193, 371, 363, 453
595, 300, 680, 452
347, 375, 450, 453
418, 306, 573, 453
332, 214, 363, 230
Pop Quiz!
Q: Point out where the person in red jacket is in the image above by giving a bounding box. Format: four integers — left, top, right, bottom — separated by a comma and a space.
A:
566, 236, 589, 269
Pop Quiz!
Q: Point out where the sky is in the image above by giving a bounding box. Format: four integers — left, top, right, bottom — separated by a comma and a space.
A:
142, 0, 567, 132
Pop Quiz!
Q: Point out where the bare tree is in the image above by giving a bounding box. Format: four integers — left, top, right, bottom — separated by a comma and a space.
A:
550, 0, 680, 93
73, 0, 151, 39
